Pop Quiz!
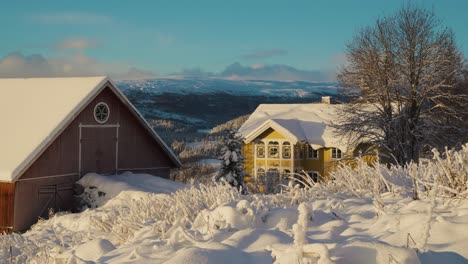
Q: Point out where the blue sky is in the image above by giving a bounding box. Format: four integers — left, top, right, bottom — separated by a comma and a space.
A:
0, 0, 467, 80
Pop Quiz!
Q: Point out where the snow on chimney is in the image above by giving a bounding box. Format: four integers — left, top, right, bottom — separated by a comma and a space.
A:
321, 96, 331, 104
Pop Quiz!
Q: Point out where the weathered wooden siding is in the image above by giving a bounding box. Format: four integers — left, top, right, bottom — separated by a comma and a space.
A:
0, 183, 14, 233
117, 90, 173, 172
12, 83, 175, 231
19, 84, 174, 181
14, 175, 78, 231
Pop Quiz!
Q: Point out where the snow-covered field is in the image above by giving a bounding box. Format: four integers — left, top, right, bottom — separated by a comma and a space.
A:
1, 146, 467, 264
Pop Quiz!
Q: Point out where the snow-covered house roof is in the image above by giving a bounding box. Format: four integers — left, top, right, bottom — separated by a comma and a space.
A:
0, 76, 181, 182
238, 103, 349, 151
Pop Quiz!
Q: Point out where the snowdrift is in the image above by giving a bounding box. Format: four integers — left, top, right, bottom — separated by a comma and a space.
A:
1, 146, 467, 263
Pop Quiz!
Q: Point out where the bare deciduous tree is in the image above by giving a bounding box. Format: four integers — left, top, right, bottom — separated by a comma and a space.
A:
336, 5, 467, 168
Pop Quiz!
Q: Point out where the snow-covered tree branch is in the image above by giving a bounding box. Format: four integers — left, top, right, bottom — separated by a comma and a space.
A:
335, 4, 467, 171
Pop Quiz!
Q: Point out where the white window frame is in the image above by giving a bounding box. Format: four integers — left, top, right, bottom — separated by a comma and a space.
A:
94, 102, 110, 124
308, 170, 320, 182
331, 147, 342, 159
256, 142, 265, 158
268, 141, 280, 159
256, 167, 266, 179
282, 142, 291, 159
282, 169, 291, 178
307, 145, 319, 159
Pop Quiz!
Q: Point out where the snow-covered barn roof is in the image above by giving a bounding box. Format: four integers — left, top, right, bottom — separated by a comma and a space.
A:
238, 103, 349, 151
0, 76, 181, 182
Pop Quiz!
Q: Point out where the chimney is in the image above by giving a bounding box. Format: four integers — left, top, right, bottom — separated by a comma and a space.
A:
321, 96, 331, 104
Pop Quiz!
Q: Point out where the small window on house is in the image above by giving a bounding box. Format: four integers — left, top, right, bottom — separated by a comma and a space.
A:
282, 169, 291, 178
257, 168, 265, 179
308, 171, 319, 182
331, 148, 342, 159
256, 142, 265, 158
268, 141, 280, 158
307, 145, 319, 159
282, 142, 291, 159
94, 102, 110, 124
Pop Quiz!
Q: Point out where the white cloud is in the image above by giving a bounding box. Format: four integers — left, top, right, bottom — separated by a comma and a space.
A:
0, 52, 157, 80
30, 12, 113, 25
250, 63, 265, 69
241, 49, 288, 60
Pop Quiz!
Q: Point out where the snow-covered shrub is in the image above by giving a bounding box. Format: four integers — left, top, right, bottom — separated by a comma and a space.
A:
215, 130, 247, 192
424, 145, 468, 197
77, 185, 107, 209
86, 181, 243, 242
324, 144, 468, 199
0, 233, 54, 264
293, 203, 309, 249
327, 159, 394, 196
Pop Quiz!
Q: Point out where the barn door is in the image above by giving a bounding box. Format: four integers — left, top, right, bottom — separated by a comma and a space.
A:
79, 124, 119, 176
38, 182, 74, 218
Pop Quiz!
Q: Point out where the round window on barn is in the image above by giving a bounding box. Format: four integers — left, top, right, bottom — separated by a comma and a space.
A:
94, 102, 110, 124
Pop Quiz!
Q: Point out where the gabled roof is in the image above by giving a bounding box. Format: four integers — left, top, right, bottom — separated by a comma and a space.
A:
238, 103, 349, 151
0, 76, 181, 182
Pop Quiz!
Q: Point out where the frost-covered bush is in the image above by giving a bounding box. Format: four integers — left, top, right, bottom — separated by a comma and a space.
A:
77, 186, 107, 209
421, 145, 468, 197
87, 182, 243, 242
1, 145, 465, 263
0, 233, 54, 263
215, 130, 246, 192
325, 144, 468, 198
0, 182, 244, 263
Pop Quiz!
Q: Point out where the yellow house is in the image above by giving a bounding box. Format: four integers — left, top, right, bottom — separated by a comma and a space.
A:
238, 98, 356, 191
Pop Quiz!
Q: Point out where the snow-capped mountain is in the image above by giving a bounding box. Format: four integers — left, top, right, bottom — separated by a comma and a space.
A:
116, 78, 344, 143
117, 78, 339, 98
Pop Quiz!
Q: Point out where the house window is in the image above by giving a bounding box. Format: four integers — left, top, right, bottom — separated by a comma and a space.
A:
257, 168, 265, 179
268, 141, 280, 158
282, 169, 291, 178
308, 171, 319, 182
94, 102, 110, 124
256, 142, 265, 158
331, 148, 342, 159
282, 142, 291, 159
307, 145, 319, 159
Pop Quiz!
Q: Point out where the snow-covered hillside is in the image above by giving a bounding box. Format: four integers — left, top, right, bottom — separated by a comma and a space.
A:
1, 146, 467, 263
118, 78, 338, 97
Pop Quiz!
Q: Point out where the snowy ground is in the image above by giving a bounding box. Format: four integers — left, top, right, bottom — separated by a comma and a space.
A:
1, 169, 468, 264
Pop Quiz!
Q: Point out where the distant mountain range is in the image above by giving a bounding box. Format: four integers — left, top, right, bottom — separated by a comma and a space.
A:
118, 78, 339, 98
116, 78, 345, 142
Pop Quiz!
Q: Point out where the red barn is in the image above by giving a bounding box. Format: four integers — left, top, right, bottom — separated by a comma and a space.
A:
0, 76, 181, 232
